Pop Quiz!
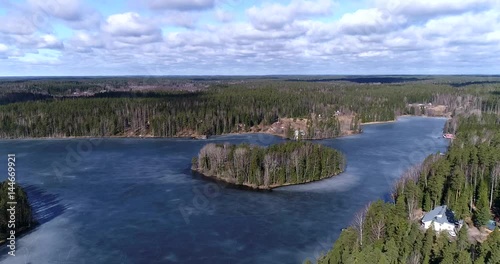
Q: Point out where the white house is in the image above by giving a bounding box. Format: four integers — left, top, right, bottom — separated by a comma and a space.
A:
294, 129, 306, 140
421, 205, 461, 236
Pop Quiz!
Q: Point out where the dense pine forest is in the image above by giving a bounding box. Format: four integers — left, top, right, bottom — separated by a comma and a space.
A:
0, 181, 35, 242
318, 112, 500, 263
192, 141, 346, 189
1, 76, 499, 261
0, 76, 498, 139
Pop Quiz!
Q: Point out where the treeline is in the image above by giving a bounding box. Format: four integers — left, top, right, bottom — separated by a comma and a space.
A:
0, 77, 213, 96
0, 92, 54, 105
318, 113, 500, 264
0, 80, 492, 139
0, 181, 36, 242
0, 78, 107, 95
192, 141, 346, 189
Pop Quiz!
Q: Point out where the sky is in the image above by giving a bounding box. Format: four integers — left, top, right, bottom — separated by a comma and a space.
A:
0, 0, 499, 76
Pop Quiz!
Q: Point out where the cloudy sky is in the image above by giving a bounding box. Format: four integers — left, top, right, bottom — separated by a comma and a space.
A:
0, 0, 499, 76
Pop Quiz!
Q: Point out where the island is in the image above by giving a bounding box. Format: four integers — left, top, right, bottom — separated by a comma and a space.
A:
192, 141, 346, 190
0, 181, 36, 245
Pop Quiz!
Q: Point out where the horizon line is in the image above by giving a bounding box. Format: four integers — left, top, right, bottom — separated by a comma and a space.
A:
1, 74, 500, 78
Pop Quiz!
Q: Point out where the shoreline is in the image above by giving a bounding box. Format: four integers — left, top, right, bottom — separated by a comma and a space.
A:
0, 115, 450, 141
0, 225, 37, 246
359, 115, 450, 126
0, 130, 360, 141
191, 169, 343, 191
360, 120, 396, 125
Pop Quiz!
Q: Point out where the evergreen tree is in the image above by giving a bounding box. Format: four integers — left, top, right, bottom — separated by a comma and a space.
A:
440, 241, 457, 264
455, 250, 473, 264
383, 238, 399, 264
475, 180, 492, 227
421, 228, 435, 264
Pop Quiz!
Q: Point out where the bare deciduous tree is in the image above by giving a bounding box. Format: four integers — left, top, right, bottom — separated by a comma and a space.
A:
371, 219, 385, 241
352, 203, 370, 247
291, 150, 301, 181
263, 154, 272, 187
198, 143, 217, 172
233, 147, 247, 182
407, 251, 422, 264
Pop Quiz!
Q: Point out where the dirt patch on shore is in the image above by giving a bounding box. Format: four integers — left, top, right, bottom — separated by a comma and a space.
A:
427, 105, 449, 116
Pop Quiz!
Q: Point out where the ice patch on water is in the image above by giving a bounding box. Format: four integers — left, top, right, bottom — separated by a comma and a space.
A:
275, 171, 360, 193
0, 215, 81, 264
162, 253, 179, 262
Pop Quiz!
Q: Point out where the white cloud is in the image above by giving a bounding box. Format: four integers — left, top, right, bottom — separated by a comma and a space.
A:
358, 50, 390, 57
215, 8, 233, 23
102, 12, 163, 44
28, 0, 82, 21
2, 0, 500, 75
0, 13, 37, 35
379, 0, 494, 18
0, 43, 8, 53
0, 31, 64, 51
147, 0, 215, 11
25, 0, 101, 30
38, 34, 64, 49
338, 8, 406, 35
69, 31, 104, 50
247, 0, 334, 30
160, 11, 198, 28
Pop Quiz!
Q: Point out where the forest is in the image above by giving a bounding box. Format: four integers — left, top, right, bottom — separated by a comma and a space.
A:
1, 76, 499, 139
0, 181, 35, 243
0, 76, 499, 261
318, 111, 500, 263
192, 141, 346, 189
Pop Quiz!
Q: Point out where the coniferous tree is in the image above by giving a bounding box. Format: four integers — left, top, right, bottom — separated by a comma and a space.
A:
475, 180, 492, 227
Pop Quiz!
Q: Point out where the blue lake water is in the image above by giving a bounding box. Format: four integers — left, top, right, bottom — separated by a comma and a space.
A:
0, 117, 448, 264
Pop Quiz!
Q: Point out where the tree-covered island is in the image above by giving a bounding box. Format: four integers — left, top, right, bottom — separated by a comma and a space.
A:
192, 141, 346, 190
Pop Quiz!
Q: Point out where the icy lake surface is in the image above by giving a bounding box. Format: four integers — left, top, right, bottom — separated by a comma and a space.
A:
0, 116, 448, 264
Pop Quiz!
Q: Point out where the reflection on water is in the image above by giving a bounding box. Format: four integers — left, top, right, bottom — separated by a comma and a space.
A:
0, 117, 448, 264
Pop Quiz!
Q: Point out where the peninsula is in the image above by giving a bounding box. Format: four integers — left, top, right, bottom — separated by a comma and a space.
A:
0, 181, 36, 246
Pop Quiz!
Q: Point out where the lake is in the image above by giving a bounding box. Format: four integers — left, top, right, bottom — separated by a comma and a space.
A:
0, 117, 448, 264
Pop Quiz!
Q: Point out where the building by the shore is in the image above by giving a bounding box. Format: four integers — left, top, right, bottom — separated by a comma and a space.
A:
421, 205, 462, 236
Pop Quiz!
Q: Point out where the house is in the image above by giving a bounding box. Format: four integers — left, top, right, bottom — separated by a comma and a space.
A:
421, 205, 462, 236
294, 129, 306, 140
443, 133, 455, 139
